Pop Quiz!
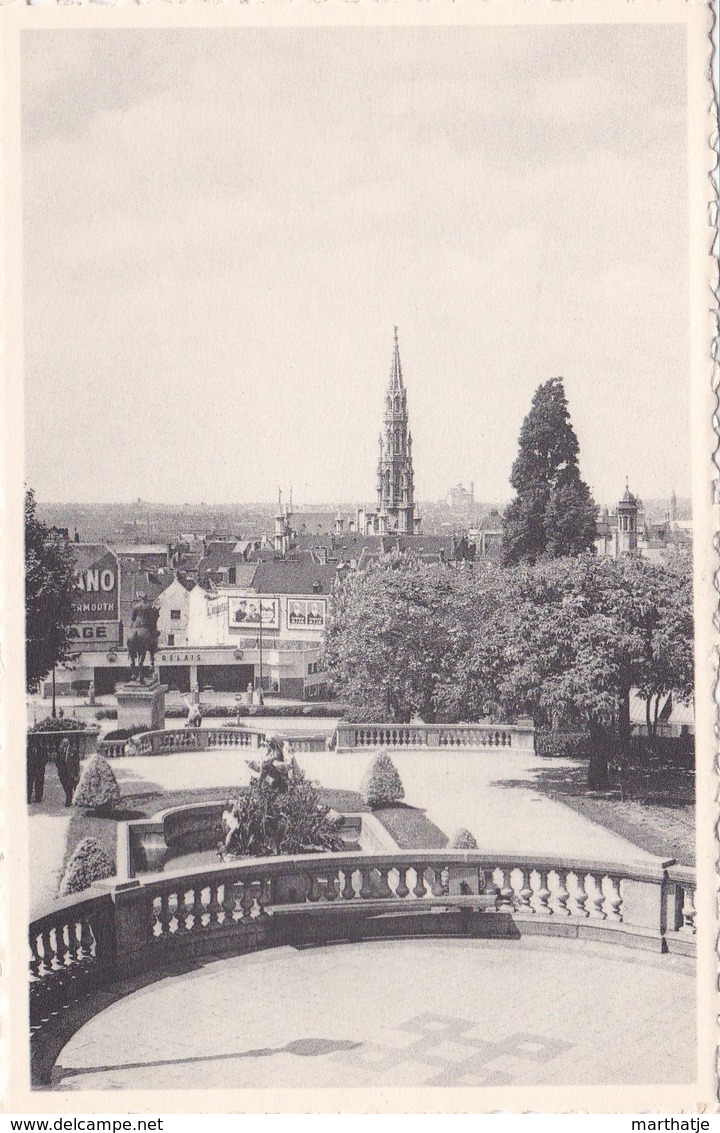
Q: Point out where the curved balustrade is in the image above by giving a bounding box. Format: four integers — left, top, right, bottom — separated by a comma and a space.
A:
335, 722, 535, 753
100, 727, 266, 759
28, 849, 695, 1084
29, 892, 115, 1035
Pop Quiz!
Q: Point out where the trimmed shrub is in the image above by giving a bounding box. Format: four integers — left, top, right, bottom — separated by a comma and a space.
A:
102, 726, 146, 742
95, 708, 118, 721
448, 828, 478, 849
360, 751, 405, 808
59, 837, 115, 896
73, 755, 121, 812
536, 731, 592, 760
29, 716, 86, 733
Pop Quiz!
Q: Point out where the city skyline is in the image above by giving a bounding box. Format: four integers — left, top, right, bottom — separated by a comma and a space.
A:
23, 26, 689, 506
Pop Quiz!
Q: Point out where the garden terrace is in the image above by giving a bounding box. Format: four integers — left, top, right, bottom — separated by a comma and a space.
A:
29, 848, 696, 1086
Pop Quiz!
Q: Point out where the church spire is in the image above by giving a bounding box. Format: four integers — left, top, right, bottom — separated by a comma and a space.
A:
375, 327, 420, 535
388, 325, 404, 392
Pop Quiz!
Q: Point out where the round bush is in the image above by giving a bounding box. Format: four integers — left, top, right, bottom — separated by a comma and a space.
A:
360, 751, 405, 808
73, 755, 121, 812
448, 828, 478, 849
59, 837, 115, 896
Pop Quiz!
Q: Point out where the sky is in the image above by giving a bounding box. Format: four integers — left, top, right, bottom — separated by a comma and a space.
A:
21, 26, 688, 508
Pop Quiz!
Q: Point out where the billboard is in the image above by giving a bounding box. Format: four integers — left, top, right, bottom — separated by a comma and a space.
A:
286, 598, 326, 629
228, 596, 279, 631
67, 621, 121, 644
70, 550, 119, 623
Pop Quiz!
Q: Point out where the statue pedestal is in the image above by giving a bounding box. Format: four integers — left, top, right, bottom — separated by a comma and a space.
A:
116, 676, 167, 733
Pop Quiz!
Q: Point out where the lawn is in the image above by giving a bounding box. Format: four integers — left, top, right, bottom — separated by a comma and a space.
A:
530, 759, 695, 866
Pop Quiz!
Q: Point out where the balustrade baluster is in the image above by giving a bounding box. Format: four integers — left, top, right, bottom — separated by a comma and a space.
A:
252, 879, 268, 916
308, 874, 324, 902
360, 869, 374, 899
518, 869, 533, 911
218, 882, 234, 924
79, 918, 95, 960
395, 866, 410, 899
191, 886, 206, 929
241, 881, 255, 918
29, 936, 42, 980
589, 875, 606, 919
175, 889, 191, 933
323, 870, 339, 901
411, 865, 427, 898
495, 869, 514, 909
605, 877, 623, 921
41, 929, 56, 974
681, 886, 696, 934
482, 868, 499, 906
206, 884, 222, 927
554, 871, 571, 916
375, 868, 393, 898
429, 866, 445, 897
534, 870, 551, 914
574, 874, 590, 918
341, 869, 356, 900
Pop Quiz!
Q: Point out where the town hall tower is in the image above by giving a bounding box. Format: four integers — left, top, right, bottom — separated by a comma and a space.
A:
375, 328, 421, 535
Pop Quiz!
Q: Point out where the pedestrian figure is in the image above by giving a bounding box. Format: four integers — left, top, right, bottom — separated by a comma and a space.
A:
27, 742, 46, 804
57, 737, 80, 807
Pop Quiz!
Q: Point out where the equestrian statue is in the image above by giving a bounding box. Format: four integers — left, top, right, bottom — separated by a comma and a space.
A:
127, 593, 160, 684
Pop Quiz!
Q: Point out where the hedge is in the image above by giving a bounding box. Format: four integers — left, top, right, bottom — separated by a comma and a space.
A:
59, 837, 115, 896
360, 752, 405, 808
165, 704, 342, 720
95, 708, 119, 720
535, 731, 592, 759
28, 716, 87, 733
102, 726, 147, 742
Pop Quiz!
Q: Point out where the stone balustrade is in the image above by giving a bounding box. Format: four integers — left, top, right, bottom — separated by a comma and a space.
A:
29, 892, 115, 1036
28, 849, 695, 1083
100, 726, 266, 759
334, 721, 535, 752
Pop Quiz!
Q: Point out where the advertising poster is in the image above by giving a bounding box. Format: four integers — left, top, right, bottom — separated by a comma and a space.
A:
228, 596, 279, 630
286, 598, 326, 629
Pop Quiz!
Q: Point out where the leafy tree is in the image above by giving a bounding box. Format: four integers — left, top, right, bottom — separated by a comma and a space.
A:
25, 489, 77, 693
498, 554, 694, 789
323, 554, 456, 722
502, 378, 598, 564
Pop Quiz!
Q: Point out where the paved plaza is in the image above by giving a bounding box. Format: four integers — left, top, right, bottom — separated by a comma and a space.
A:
51, 936, 695, 1091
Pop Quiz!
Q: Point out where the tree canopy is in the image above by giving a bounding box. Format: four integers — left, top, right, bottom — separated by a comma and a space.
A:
323, 549, 694, 790
502, 378, 598, 564
25, 489, 78, 692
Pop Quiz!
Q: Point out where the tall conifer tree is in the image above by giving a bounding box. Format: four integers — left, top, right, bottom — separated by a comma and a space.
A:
502, 378, 597, 564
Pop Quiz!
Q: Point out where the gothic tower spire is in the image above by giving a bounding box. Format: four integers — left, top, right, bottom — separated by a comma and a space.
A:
375, 328, 420, 535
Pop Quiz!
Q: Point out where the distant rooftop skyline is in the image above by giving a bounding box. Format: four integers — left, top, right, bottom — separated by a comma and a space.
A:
23, 26, 689, 506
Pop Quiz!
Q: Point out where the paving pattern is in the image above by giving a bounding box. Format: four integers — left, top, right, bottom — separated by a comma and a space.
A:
51, 936, 695, 1091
